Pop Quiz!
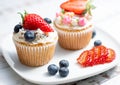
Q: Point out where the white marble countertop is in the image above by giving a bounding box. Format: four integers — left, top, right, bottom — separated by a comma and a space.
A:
0, 0, 120, 85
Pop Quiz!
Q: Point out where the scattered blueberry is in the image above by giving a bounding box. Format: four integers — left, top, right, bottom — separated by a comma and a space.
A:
59, 67, 69, 77
14, 24, 22, 33
92, 30, 96, 38
48, 64, 59, 75
94, 40, 102, 46
24, 31, 36, 42
59, 60, 69, 68
44, 18, 52, 24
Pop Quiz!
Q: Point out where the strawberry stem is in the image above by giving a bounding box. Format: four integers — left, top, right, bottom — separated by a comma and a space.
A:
61, 9, 65, 14
24, 10, 27, 16
86, 0, 96, 16
17, 10, 28, 24
18, 12, 24, 24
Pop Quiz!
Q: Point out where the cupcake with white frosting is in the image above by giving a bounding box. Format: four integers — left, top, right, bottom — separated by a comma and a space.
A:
13, 12, 58, 67
54, 0, 95, 50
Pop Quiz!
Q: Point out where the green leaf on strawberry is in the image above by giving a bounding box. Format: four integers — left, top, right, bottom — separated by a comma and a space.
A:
86, 0, 96, 16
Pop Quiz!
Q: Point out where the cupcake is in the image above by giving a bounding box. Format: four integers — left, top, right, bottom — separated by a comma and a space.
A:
13, 12, 58, 67
54, 0, 95, 50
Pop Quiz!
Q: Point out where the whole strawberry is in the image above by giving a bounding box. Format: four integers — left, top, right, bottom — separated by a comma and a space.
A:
19, 11, 54, 32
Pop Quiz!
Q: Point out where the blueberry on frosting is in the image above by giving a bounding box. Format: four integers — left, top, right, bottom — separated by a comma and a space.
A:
24, 31, 36, 42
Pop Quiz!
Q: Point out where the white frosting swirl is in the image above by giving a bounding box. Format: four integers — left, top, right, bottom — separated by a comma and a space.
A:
13, 28, 58, 44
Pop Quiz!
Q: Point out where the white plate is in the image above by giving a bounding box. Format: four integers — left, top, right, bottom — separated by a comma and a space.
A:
1, 27, 120, 85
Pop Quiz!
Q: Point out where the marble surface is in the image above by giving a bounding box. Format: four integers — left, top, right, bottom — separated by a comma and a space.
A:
0, 0, 120, 85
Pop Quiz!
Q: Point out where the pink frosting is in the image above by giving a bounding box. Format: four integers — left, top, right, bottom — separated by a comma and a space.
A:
78, 18, 86, 26
56, 12, 60, 17
55, 12, 88, 27
62, 16, 71, 24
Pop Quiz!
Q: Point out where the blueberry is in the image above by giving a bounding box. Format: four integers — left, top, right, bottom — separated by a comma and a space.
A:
59, 67, 69, 77
14, 24, 22, 33
44, 18, 52, 24
24, 31, 36, 42
59, 60, 69, 68
92, 30, 96, 38
94, 40, 102, 46
48, 64, 59, 75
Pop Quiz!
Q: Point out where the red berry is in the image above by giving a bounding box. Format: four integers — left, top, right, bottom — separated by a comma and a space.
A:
77, 50, 88, 67
60, 0, 87, 14
22, 13, 54, 32
77, 45, 116, 67
106, 48, 115, 63
86, 50, 94, 66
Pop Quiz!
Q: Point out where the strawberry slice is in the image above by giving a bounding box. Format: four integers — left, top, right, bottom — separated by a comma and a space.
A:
99, 45, 108, 57
97, 45, 108, 64
85, 50, 94, 66
77, 45, 116, 67
92, 46, 101, 61
106, 48, 115, 63
60, 0, 87, 14
77, 50, 95, 67
77, 50, 89, 67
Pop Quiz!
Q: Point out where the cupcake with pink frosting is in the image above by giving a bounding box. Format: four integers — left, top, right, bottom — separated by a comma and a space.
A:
54, 0, 95, 50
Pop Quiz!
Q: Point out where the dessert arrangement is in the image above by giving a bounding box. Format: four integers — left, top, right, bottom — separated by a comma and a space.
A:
13, 11, 58, 67
11, 0, 116, 80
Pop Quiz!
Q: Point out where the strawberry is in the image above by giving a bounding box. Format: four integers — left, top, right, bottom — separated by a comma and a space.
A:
96, 46, 108, 64
77, 45, 116, 67
19, 12, 54, 32
60, 0, 87, 14
92, 46, 101, 60
93, 45, 108, 64
85, 50, 94, 66
77, 50, 89, 67
106, 48, 115, 63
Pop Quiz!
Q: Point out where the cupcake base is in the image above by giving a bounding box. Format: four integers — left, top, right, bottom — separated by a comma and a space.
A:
55, 23, 93, 50
13, 40, 57, 67
58, 31, 92, 50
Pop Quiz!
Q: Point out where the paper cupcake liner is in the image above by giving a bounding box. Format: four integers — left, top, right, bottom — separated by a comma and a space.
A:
13, 40, 57, 67
56, 26, 93, 50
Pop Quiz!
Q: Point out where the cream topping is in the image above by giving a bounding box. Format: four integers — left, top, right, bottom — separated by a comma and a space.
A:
13, 28, 58, 44
54, 11, 92, 30
54, 19, 92, 30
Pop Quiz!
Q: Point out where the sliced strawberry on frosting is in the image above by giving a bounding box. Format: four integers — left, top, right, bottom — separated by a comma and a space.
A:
60, 0, 87, 14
